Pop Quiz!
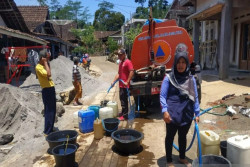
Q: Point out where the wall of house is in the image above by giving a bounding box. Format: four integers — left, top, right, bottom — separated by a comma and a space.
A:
197, 0, 224, 12
200, 20, 219, 69
0, 16, 6, 27
231, 7, 250, 67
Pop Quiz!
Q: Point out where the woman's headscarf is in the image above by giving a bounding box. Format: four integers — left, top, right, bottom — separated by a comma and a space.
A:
168, 51, 195, 102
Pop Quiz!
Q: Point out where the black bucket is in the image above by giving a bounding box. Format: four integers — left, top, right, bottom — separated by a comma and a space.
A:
111, 129, 143, 154
103, 118, 120, 136
52, 144, 78, 167
46, 130, 78, 154
192, 155, 231, 167
220, 141, 227, 158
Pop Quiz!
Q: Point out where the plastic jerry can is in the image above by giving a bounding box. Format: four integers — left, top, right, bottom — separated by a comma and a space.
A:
107, 101, 118, 117
99, 107, 113, 120
88, 105, 101, 119
94, 118, 104, 140
78, 109, 95, 133
199, 130, 220, 155
227, 135, 250, 165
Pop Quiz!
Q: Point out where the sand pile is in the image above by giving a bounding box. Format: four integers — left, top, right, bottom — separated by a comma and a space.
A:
20, 56, 103, 99
0, 83, 45, 166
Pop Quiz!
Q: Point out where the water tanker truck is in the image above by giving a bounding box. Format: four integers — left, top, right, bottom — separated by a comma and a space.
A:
129, 19, 201, 110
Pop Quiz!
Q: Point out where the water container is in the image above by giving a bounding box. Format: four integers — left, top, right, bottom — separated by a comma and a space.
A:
88, 105, 101, 119
227, 135, 250, 165
78, 109, 95, 133
94, 118, 104, 140
199, 130, 220, 155
107, 101, 118, 117
99, 107, 113, 120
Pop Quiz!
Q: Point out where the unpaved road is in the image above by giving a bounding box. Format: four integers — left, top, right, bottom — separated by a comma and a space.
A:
1, 56, 250, 167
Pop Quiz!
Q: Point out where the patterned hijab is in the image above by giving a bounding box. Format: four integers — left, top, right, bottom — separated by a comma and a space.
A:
168, 52, 195, 102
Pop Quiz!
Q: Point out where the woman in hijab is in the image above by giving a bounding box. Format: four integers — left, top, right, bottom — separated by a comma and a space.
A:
160, 51, 200, 167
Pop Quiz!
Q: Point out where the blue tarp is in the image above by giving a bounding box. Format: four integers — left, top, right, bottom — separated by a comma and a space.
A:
144, 18, 163, 25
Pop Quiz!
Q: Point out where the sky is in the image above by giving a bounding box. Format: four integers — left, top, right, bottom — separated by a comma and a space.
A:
14, 0, 173, 23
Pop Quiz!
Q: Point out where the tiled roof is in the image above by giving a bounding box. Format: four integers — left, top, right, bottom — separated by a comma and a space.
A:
52, 21, 78, 41
0, 26, 48, 45
18, 6, 49, 32
0, 0, 30, 33
94, 31, 118, 39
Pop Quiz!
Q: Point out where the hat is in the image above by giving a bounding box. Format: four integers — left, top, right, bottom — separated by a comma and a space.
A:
118, 48, 126, 55
39, 49, 47, 60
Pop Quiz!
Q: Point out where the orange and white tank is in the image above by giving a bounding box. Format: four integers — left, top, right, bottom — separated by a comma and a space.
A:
131, 20, 194, 70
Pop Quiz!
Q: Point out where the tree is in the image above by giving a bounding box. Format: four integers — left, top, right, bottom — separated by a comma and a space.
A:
78, 7, 92, 28
135, 0, 146, 7
71, 26, 101, 54
134, 0, 169, 19
49, 0, 61, 19
107, 37, 119, 54
124, 25, 142, 58
148, 0, 169, 18
37, 0, 47, 6
93, 1, 125, 31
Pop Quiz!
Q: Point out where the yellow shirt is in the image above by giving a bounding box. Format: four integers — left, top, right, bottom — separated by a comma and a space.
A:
35, 63, 55, 88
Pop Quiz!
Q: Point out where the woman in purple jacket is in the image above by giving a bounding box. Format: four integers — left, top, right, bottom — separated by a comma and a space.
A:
160, 51, 200, 167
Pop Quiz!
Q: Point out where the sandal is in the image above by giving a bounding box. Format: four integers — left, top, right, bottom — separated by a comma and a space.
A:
73, 102, 78, 106
179, 159, 191, 167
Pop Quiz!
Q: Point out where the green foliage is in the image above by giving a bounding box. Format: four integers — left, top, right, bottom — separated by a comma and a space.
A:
134, 7, 149, 19
134, 0, 170, 19
70, 26, 101, 54
107, 37, 119, 54
37, 0, 47, 6
93, 1, 125, 31
149, 0, 169, 18
135, 0, 146, 7
48, 0, 91, 28
49, 0, 61, 19
125, 25, 142, 46
124, 25, 142, 55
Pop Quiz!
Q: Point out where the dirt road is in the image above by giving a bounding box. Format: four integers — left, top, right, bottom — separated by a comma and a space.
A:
1, 56, 250, 167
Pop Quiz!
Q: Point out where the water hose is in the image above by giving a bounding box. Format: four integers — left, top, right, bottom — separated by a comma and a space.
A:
202, 104, 228, 116
107, 79, 139, 119
172, 107, 213, 166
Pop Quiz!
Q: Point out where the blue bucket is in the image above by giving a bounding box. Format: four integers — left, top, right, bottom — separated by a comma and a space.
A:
78, 110, 95, 133
88, 105, 100, 119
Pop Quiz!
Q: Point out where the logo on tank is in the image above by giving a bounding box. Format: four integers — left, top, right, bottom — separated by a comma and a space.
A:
150, 40, 171, 66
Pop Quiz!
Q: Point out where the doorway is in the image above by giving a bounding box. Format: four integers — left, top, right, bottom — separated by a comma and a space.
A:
240, 22, 250, 70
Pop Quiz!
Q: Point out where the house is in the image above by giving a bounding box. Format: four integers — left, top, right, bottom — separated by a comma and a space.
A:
18, 6, 76, 58
180, 0, 250, 79
0, 0, 49, 83
94, 31, 121, 44
165, 0, 195, 31
121, 18, 147, 47
94, 30, 122, 55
